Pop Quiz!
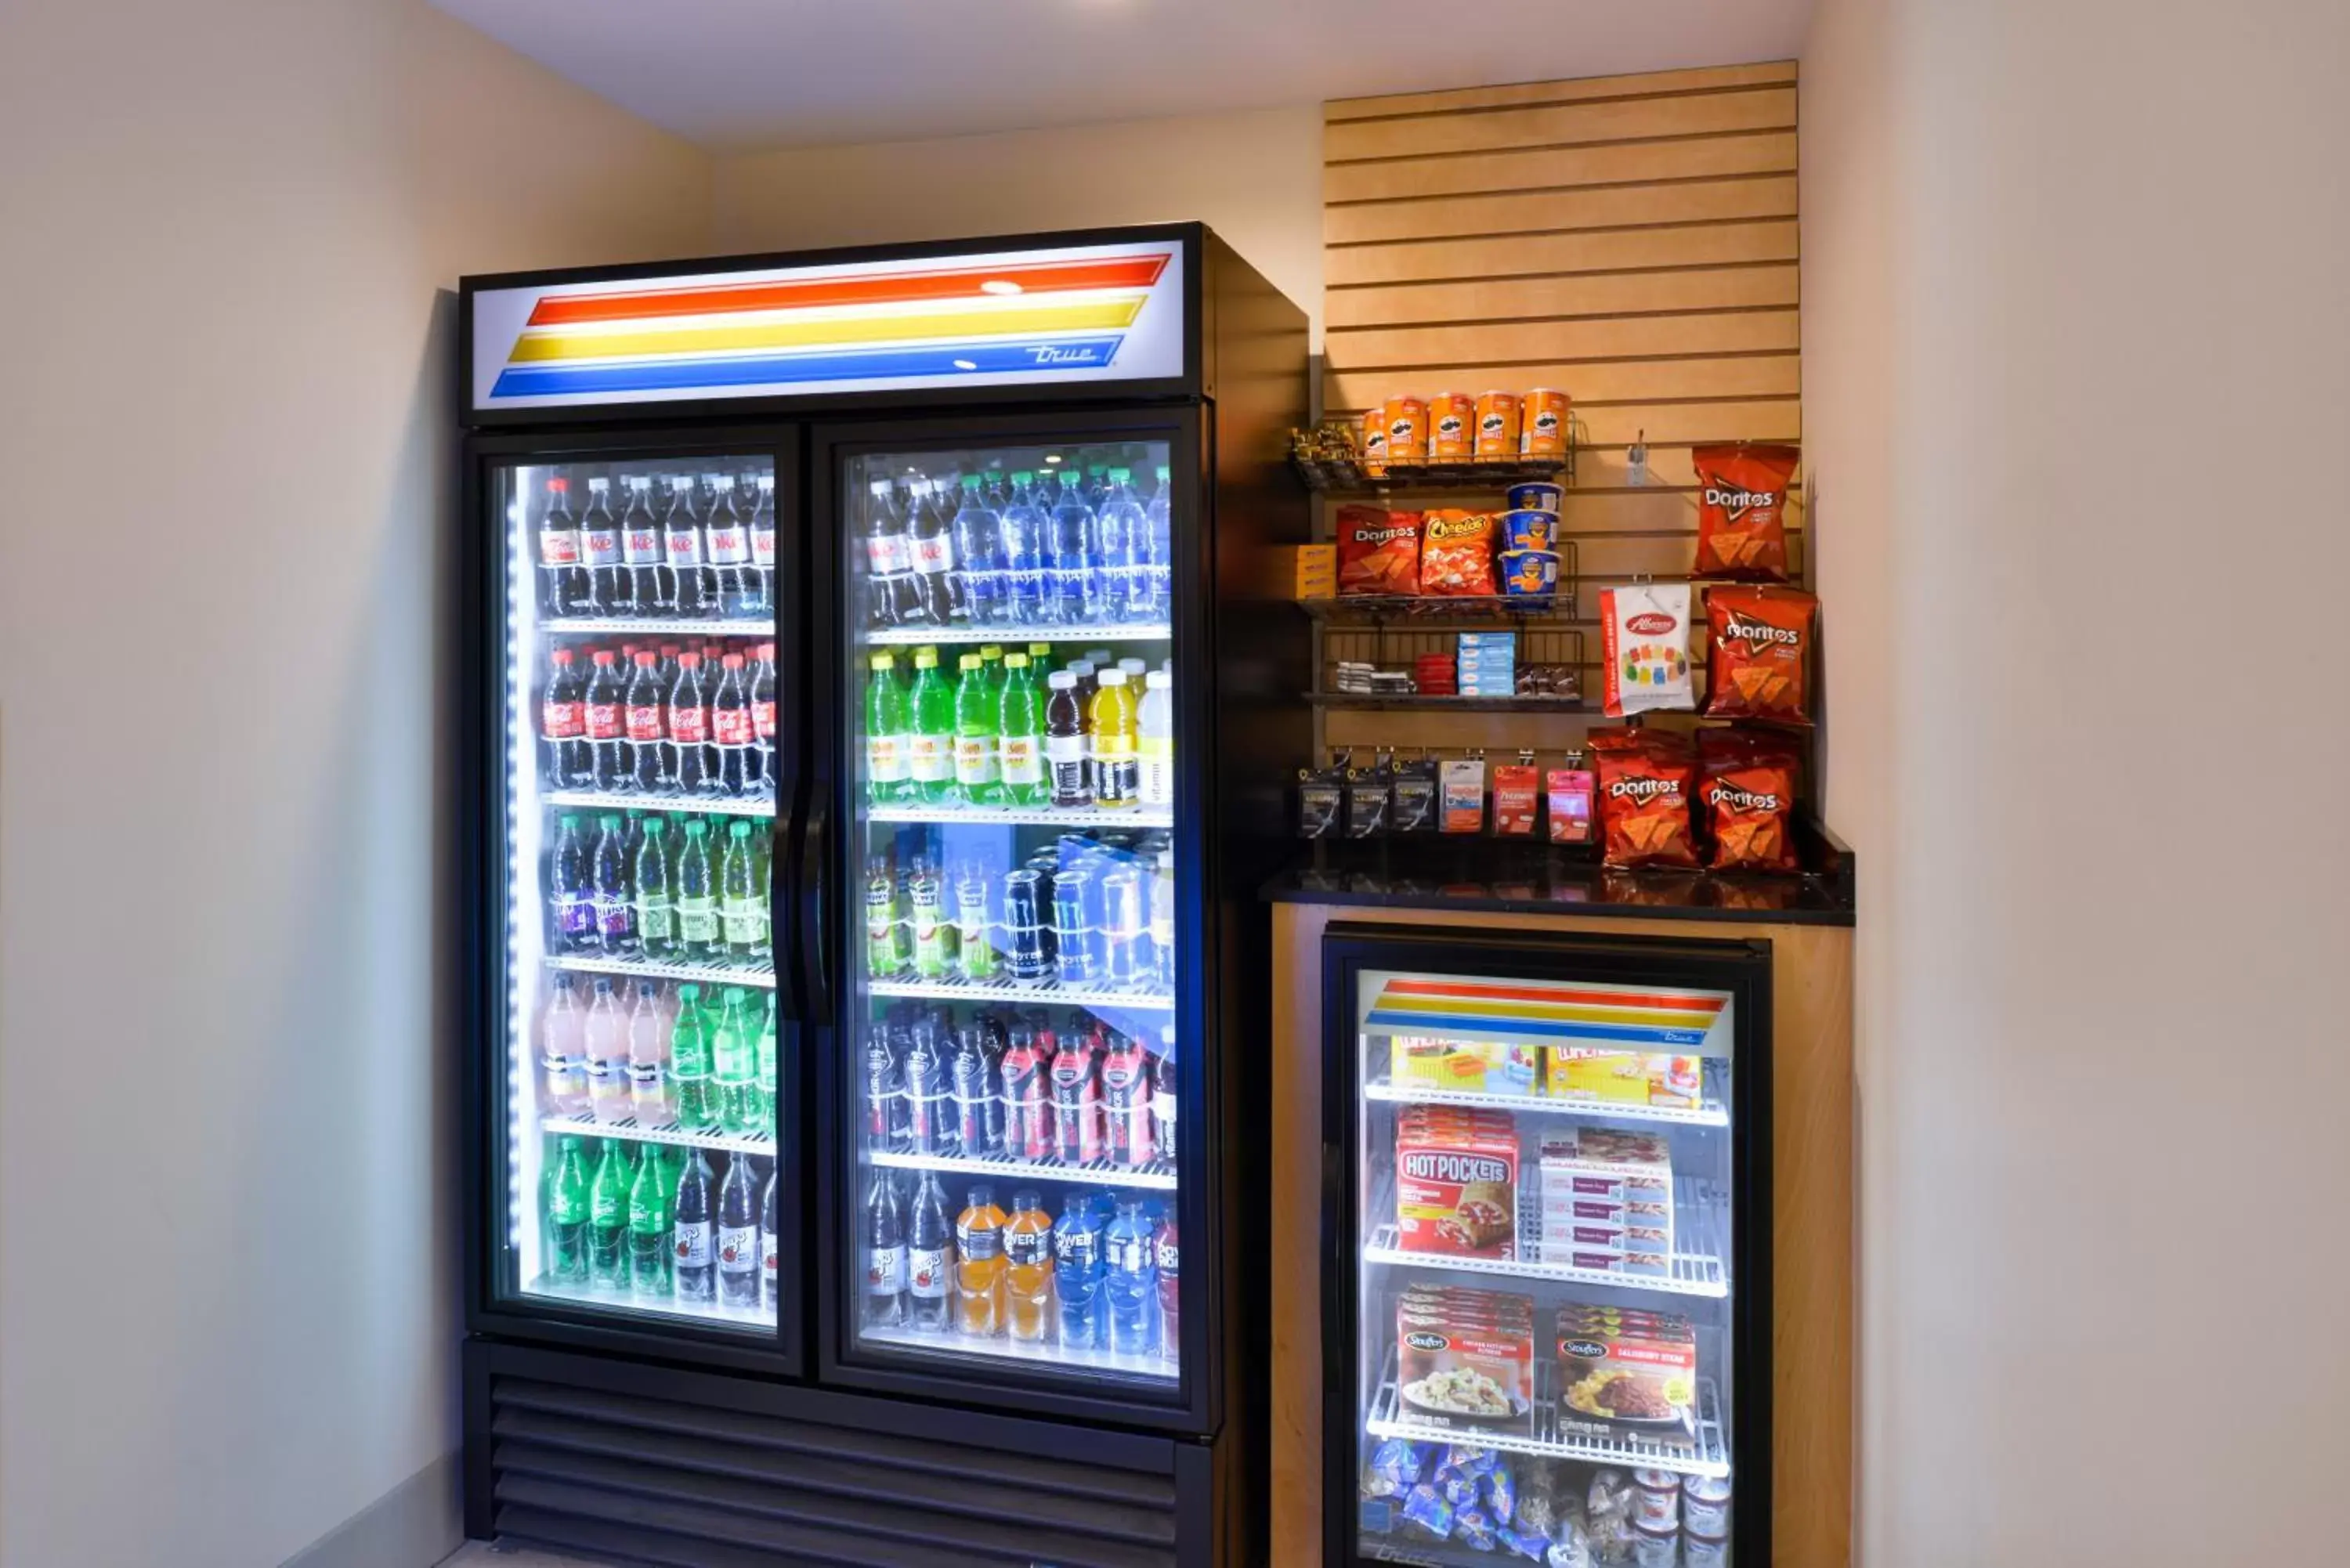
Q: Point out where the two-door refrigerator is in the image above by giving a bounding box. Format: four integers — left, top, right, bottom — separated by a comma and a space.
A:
457, 225, 1307, 1566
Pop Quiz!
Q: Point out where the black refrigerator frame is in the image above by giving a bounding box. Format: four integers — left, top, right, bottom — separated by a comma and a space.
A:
455, 222, 1307, 1563
1318, 924, 1776, 1568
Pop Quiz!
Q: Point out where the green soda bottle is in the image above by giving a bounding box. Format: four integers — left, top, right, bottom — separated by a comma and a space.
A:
712, 988, 757, 1133
627, 1142, 673, 1297
754, 992, 779, 1132
906, 649, 956, 803
634, 818, 676, 961
865, 652, 910, 804
671, 984, 714, 1127
996, 652, 1047, 806
676, 820, 720, 960
721, 822, 768, 959
546, 1135, 591, 1284
952, 652, 1002, 805
587, 1139, 631, 1289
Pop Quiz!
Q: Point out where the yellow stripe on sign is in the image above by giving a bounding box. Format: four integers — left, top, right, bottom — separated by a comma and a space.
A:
1377, 995, 1719, 1029
511, 298, 1150, 364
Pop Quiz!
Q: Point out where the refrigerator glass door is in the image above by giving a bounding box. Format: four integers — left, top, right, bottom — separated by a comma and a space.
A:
1348, 966, 1739, 1564
838, 441, 1184, 1396
493, 452, 785, 1337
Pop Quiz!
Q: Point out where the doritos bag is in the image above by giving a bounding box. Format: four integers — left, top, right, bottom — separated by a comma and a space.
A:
1704, 585, 1817, 724
1693, 443, 1799, 581
1589, 728, 1699, 869
1336, 505, 1423, 596
1698, 729, 1800, 873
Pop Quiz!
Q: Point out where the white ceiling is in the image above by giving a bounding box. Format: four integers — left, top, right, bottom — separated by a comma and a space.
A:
431, 0, 1815, 152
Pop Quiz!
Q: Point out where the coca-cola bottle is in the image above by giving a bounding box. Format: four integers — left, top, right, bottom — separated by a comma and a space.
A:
664, 475, 710, 619
747, 475, 777, 616
865, 479, 912, 629
750, 642, 777, 797
624, 652, 669, 793
537, 476, 585, 616
580, 477, 627, 615
667, 651, 712, 794
584, 649, 627, 791
704, 475, 751, 617
909, 481, 957, 625
542, 648, 590, 786
712, 653, 754, 798
620, 476, 665, 616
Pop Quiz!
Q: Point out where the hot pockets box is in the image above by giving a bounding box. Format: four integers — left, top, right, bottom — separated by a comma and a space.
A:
1397, 1109, 1521, 1259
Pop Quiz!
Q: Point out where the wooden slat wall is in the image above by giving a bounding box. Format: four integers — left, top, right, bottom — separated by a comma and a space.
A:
1322, 61, 1802, 748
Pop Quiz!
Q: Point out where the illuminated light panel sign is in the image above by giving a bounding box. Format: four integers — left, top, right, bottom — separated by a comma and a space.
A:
469, 240, 1186, 411
1366, 975, 1729, 1050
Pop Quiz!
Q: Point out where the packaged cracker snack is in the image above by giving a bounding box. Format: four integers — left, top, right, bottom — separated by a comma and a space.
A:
1704, 585, 1817, 724
1336, 504, 1423, 597
1600, 584, 1694, 717
1692, 442, 1799, 581
1420, 510, 1499, 597
1698, 729, 1800, 873
1589, 729, 1699, 870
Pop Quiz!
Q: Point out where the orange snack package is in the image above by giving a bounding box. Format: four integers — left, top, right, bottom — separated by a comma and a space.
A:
1693, 443, 1799, 581
1589, 729, 1699, 870
1419, 509, 1499, 596
1698, 729, 1800, 873
1336, 504, 1423, 596
1703, 585, 1817, 724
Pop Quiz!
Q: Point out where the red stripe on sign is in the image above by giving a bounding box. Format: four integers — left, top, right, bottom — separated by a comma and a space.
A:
526, 255, 1173, 327
1384, 977, 1721, 1013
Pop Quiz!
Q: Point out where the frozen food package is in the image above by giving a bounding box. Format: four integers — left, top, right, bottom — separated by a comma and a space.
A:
1692, 441, 1799, 581
1600, 584, 1694, 717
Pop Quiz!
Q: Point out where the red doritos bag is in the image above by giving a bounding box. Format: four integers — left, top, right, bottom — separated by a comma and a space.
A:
1693, 443, 1799, 582
1704, 585, 1817, 724
1589, 728, 1699, 869
1697, 729, 1800, 873
1336, 504, 1423, 596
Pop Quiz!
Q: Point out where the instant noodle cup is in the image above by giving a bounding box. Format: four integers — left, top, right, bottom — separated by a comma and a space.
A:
1506, 482, 1562, 515
1475, 392, 1521, 458
1499, 549, 1560, 599
1521, 388, 1571, 458
1383, 396, 1430, 465
1358, 408, 1389, 478
1429, 392, 1475, 461
1501, 510, 1557, 552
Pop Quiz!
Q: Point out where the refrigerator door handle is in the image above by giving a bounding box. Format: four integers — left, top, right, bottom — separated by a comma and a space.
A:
799, 793, 833, 1024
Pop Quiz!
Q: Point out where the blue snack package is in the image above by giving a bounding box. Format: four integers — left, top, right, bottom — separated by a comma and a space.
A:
1362, 1464, 1407, 1501
1360, 1495, 1399, 1535
1502, 1526, 1553, 1562
1403, 1484, 1456, 1540
1371, 1437, 1432, 1487
1444, 1445, 1500, 1478
1482, 1463, 1517, 1526
1440, 1466, 1482, 1508
1457, 1507, 1499, 1552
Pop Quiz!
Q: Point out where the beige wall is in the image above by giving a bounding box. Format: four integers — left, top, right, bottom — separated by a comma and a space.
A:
1801, 1, 2350, 1563
0, 4, 709, 1565
712, 105, 1326, 348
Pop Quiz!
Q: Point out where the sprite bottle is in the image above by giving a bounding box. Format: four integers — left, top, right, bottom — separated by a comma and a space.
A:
712, 987, 757, 1134
627, 1141, 673, 1297
906, 649, 956, 804
588, 1139, 631, 1290
546, 1135, 591, 1284
672, 983, 715, 1127
754, 992, 779, 1133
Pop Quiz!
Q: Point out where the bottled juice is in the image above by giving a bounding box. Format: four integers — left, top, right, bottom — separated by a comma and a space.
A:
997, 652, 1047, 805
1045, 670, 1091, 807
1003, 1188, 1054, 1342
951, 653, 1002, 804
906, 649, 955, 803
1090, 669, 1140, 808
953, 1184, 1008, 1336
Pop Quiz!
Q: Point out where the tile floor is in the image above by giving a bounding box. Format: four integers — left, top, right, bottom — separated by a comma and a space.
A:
438, 1545, 607, 1568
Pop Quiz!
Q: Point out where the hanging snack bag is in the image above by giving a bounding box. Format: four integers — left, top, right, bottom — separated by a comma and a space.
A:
1336, 504, 1423, 597
1699, 730, 1800, 873
1421, 510, 1500, 596
1692, 443, 1799, 581
1600, 583, 1694, 716
1703, 585, 1817, 724
1589, 730, 1699, 869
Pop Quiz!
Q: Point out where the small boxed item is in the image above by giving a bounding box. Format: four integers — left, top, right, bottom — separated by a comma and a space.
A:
1539, 1130, 1674, 1275
1546, 1049, 1705, 1110
1286, 543, 1338, 599
1391, 1035, 1541, 1096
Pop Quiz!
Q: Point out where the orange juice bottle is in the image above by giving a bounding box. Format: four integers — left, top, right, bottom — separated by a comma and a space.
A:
953, 1184, 1008, 1336
1003, 1188, 1055, 1342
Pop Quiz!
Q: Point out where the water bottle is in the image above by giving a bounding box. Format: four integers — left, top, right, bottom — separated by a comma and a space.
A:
999, 471, 1048, 626
1144, 464, 1173, 621
1103, 1197, 1158, 1356
1053, 1191, 1104, 1348
1095, 468, 1148, 624
950, 475, 1006, 626
1046, 470, 1100, 626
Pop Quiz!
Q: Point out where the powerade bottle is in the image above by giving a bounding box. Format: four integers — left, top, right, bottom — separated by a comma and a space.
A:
1000, 471, 1048, 626
906, 650, 956, 804
1104, 1197, 1158, 1355
1053, 1191, 1104, 1349
1096, 468, 1148, 624
951, 474, 1007, 627
1143, 464, 1173, 621
1046, 468, 1100, 625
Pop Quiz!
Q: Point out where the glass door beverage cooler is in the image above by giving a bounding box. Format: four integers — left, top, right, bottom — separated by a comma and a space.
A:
1321, 927, 1773, 1568
459, 226, 1306, 1566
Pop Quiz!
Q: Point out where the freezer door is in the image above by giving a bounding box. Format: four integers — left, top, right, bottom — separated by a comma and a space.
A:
470, 430, 802, 1371
813, 414, 1213, 1430
1322, 928, 1772, 1568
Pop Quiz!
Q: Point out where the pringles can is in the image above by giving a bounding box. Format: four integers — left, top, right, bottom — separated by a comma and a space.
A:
1358, 408, 1389, 478
1382, 395, 1429, 466
1521, 388, 1571, 458
1474, 391, 1520, 457
1428, 392, 1474, 461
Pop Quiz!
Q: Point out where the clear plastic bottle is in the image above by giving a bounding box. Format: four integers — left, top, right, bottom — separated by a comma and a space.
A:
953, 1185, 1009, 1337
1102, 1196, 1158, 1355
1137, 670, 1174, 807
1090, 669, 1140, 808
584, 977, 631, 1124
1003, 1189, 1054, 1343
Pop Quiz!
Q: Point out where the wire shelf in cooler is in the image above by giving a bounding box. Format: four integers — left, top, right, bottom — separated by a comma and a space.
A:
859, 1321, 1178, 1382
1362, 1075, 1730, 1128
1365, 1348, 1730, 1479
540, 1112, 776, 1158
866, 622, 1171, 647
546, 789, 777, 819
869, 1147, 1178, 1192
866, 802, 1173, 829
1361, 1185, 1727, 1299
544, 617, 773, 637
523, 1270, 778, 1331
549, 952, 778, 989
867, 977, 1173, 1010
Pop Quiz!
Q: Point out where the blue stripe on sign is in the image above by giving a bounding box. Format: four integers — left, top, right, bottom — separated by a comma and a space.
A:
490, 336, 1128, 399
1365, 1010, 1712, 1048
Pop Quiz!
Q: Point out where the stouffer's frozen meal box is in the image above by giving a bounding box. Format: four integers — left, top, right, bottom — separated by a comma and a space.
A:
1545, 1047, 1705, 1109
1396, 1108, 1520, 1259
1390, 1035, 1541, 1097
1539, 1131, 1674, 1274
1555, 1303, 1698, 1447
1397, 1284, 1535, 1432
